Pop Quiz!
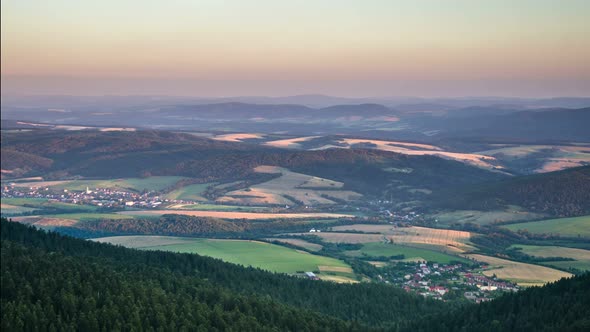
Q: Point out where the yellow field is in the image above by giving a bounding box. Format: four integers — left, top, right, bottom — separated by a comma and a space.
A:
118, 210, 352, 219
477, 144, 590, 173
264, 136, 321, 149
467, 254, 573, 286
318, 265, 354, 273
218, 166, 361, 205
331, 225, 472, 252
335, 138, 498, 168
318, 275, 359, 283
212, 133, 265, 142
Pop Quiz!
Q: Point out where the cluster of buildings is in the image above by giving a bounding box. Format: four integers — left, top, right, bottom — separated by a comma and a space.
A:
2, 183, 166, 210
379, 261, 518, 302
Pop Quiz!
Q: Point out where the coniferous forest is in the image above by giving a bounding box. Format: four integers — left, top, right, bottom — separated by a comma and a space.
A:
1, 218, 589, 331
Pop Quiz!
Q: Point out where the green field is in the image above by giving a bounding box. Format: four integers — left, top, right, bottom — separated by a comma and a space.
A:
1, 198, 97, 213
173, 203, 266, 211
354, 242, 469, 264
22, 176, 186, 192
510, 244, 590, 271
44, 213, 135, 221
95, 236, 352, 274
432, 207, 544, 225
165, 182, 214, 201
504, 215, 590, 238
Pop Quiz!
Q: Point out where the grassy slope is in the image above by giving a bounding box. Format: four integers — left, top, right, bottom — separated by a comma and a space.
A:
509, 244, 590, 271
165, 182, 214, 200
504, 215, 590, 238
98, 236, 351, 274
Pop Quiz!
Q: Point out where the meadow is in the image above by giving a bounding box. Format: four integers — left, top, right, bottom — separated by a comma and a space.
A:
119, 210, 353, 220
330, 225, 473, 253
432, 207, 545, 225
509, 244, 590, 271
93, 236, 353, 277
167, 203, 266, 211
12, 176, 186, 192
165, 182, 214, 201
503, 215, 590, 238
467, 254, 573, 286
217, 165, 361, 205
1, 198, 97, 213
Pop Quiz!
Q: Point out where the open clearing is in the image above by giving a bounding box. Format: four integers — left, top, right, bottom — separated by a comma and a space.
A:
353, 242, 469, 264
509, 245, 590, 271
93, 236, 351, 275
467, 254, 573, 286
217, 166, 361, 205
503, 215, 590, 238
11, 176, 186, 192
118, 210, 352, 220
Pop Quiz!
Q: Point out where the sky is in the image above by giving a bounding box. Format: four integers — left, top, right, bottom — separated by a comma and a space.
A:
2, 0, 589, 97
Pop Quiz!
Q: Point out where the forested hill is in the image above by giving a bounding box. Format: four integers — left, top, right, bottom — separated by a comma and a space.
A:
2, 219, 589, 331
433, 166, 590, 217
1, 130, 504, 196
0, 219, 446, 330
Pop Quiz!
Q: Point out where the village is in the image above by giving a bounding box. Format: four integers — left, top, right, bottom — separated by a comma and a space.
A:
1, 183, 166, 211
377, 261, 519, 302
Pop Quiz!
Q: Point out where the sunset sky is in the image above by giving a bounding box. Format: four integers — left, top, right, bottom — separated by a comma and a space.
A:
2, 0, 589, 97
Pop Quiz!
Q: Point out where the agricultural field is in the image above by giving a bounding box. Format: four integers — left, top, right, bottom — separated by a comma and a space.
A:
503, 215, 590, 238
1, 198, 97, 213
118, 210, 353, 220
467, 254, 573, 287
351, 242, 470, 264
509, 245, 590, 271
0, 203, 37, 215
217, 165, 361, 205
264, 136, 321, 149
11, 176, 186, 192
212, 133, 265, 142
292, 232, 385, 244
333, 138, 498, 169
476, 144, 590, 173
93, 236, 354, 277
330, 225, 473, 253
431, 207, 545, 225
43, 213, 135, 221
166, 203, 267, 211
265, 238, 323, 251
165, 182, 215, 201
10, 215, 79, 227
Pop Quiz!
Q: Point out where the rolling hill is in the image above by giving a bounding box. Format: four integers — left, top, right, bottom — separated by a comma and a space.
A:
1, 130, 505, 200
